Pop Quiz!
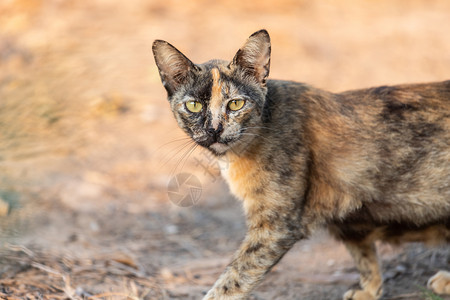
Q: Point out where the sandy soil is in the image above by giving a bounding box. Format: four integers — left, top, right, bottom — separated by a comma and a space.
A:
0, 0, 449, 299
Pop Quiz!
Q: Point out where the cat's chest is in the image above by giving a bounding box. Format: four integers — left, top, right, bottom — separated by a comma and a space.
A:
219, 154, 264, 201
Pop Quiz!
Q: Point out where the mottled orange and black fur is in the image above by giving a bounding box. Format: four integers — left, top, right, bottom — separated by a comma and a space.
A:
152, 30, 450, 299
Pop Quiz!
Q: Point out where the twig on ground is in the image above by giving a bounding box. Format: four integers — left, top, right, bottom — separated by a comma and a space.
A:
388, 292, 421, 299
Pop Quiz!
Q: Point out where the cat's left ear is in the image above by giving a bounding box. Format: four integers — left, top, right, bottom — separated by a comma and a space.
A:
152, 40, 198, 97
230, 29, 271, 86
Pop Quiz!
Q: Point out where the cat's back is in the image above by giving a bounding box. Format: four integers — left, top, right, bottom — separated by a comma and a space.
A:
337, 80, 450, 153
338, 80, 450, 117
265, 79, 450, 157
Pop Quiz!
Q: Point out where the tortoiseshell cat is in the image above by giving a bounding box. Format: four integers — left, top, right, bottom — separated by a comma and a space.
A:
152, 30, 450, 299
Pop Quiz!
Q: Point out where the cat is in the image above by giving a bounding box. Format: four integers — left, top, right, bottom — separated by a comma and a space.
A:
152, 29, 450, 300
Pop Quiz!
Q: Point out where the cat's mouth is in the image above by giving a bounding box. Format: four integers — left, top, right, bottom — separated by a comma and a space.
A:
204, 139, 233, 156
209, 142, 230, 155
196, 136, 235, 156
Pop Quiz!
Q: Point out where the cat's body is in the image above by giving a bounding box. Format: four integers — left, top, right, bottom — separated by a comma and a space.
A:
152, 30, 450, 299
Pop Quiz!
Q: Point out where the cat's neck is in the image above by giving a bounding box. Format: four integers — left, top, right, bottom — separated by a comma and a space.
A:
219, 149, 263, 205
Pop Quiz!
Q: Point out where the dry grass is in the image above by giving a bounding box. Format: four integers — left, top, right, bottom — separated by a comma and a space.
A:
0, 244, 165, 299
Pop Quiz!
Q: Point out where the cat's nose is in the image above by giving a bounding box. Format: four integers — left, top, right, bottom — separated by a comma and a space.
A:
207, 123, 224, 140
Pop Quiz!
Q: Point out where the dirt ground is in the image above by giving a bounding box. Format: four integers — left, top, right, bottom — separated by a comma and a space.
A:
0, 0, 449, 299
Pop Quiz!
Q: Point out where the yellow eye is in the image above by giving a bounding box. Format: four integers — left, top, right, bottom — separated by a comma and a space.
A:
186, 100, 203, 113
228, 99, 245, 111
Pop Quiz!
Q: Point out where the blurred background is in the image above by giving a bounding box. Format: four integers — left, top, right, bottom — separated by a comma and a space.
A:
0, 0, 449, 299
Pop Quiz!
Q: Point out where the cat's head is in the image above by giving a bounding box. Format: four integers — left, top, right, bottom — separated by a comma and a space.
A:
152, 30, 271, 156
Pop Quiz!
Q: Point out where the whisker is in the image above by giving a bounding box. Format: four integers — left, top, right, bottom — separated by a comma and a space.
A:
154, 136, 193, 153
170, 142, 198, 177
159, 140, 194, 170
152, 136, 193, 166
167, 143, 194, 176
157, 139, 193, 165
240, 132, 271, 144
242, 126, 278, 132
179, 143, 199, 174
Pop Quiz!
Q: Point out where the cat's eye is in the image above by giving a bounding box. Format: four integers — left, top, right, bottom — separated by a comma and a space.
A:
228, 99, 245, 111
185, 100, 203, 113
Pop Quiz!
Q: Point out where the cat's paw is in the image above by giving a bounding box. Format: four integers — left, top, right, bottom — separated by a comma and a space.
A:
427, 270, 450, 295
343, 290, 376, 300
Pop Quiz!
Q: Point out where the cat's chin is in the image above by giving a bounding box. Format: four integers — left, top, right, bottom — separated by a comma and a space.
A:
208, 142, 230, 156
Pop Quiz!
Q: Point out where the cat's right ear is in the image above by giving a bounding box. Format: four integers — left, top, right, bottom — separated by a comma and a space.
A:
152, 40, 197, 97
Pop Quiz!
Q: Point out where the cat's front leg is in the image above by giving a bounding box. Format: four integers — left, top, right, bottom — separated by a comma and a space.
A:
343, 240, 383, 300
203, 218, 302, 299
